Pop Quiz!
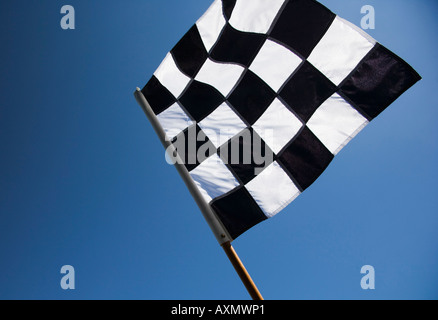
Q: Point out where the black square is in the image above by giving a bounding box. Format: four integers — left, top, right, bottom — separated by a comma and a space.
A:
270, 0, 336, 58
210, 23, 266, 67
278, 126, 334, 190
141, 76, 176, 115
179, 80, 225, 122
171, 125, 216, 172
171, 25, 208, 78
228, 70, 276, 125
339, 44, 422, 120
218, 128, 275, 184
211, 187, 267, 239
222, 0, 236, 21
279, 61, 337, 122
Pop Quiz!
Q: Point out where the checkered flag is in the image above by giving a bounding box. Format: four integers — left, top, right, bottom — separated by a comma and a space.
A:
138, 0, 421, 240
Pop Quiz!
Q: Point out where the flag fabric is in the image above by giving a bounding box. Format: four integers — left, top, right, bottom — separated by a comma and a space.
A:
141, 0, 421, 239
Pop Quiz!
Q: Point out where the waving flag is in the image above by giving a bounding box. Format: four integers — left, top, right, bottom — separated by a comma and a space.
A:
135, 0, 421, 300
138, 0, 420, 241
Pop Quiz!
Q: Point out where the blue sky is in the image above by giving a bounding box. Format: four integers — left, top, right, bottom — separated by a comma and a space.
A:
0, 0, 437, 300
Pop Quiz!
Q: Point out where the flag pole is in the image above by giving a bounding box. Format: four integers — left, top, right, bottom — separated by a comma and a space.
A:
222, 241, 264, 300
134, 88, 263, 300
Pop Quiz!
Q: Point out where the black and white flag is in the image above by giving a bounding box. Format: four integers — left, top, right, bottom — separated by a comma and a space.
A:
141, 0, 421, 239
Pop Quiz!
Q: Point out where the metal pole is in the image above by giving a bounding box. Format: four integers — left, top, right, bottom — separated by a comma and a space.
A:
222, 241, 264, 300
134, 88, 232, 245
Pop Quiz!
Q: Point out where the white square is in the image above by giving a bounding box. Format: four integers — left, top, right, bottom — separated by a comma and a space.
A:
154, 52, 191, 98
252, 98, 303, 154
190, 154, 240, 203
245, 162, 300, 218
156, 103, 193, 140
307, 93, 369, 155
229, 0, 286, 34
198, 103, 247, 148
308, 16, 376, 86
195, 59, 245, 97
196, 0, 226, 52
249, 39, 302, 92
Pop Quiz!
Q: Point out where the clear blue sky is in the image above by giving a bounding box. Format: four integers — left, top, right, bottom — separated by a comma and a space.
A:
0, 0, 437, 300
